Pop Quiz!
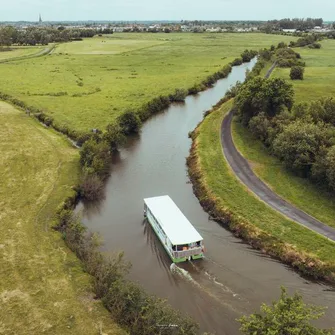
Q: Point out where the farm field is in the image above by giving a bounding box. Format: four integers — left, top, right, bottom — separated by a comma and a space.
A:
0, 46, 43, 61
191, 100, 335, 267
0, 33, 294, 133
273, 39, 335, 102
0, 102, 125, 335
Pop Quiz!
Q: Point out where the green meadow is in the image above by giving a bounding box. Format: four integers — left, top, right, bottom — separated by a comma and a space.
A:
273, 39, 335, 102
0, 102, 125, 335
0, 46, 43, 61
0, 33, 294, 133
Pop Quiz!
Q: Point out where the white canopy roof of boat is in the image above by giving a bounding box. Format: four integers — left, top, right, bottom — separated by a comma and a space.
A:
144, 195, 203, 245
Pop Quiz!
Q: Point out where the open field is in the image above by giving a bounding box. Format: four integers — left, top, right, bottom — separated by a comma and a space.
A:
232, 119, 335, 229
273, 39, 335, 102
0, 33, 294, 133
190, 100, 335, 269
0, 102, 125, 335
0, 46, 43, 61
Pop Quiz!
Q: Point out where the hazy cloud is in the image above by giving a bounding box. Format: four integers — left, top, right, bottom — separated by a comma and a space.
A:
1, 0, 334, 21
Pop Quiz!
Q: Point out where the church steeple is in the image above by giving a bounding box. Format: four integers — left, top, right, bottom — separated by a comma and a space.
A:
39, 14, 42, 24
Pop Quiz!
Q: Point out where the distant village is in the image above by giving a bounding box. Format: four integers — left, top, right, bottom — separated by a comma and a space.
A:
2, 16, 335, 34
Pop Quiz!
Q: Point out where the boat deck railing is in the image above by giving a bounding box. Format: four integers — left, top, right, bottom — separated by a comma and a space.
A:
173, 247, 203, 259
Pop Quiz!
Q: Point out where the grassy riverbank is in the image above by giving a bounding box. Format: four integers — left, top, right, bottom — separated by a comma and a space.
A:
232, 119, 335, 229
273, 39, 335, 102
0, 102, 126, 335
188, 100, 335, 282
0, 33, 294, 134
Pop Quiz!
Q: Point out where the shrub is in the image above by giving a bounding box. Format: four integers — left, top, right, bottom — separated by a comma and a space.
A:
169, 88, 188, 102
79, 138, 111, 178
103, 123, 127, 151
78, 173, 105, 201
248, 113, 271, 142
188, 83, 206, 95
277, 42, 287, 49
241, 49, 258, 62
309, 42, 322, 49
290, 66, 305, 80
117, 110, 142, 135
232, 57, 243, 66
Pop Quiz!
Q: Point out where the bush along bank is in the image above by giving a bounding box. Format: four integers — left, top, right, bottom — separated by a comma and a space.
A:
55, 197, 202, 335
187, 101, 335, 284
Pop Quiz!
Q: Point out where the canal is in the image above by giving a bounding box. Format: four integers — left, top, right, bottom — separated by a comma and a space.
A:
78, 59, 335, 334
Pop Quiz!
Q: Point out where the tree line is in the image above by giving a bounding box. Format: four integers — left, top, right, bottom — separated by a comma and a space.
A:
235, 74, 335, 193
265, 18, 324, 30
0, 26, 112, 47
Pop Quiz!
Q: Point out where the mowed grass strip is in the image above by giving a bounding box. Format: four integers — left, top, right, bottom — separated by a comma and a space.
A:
193, 100, 335, 265
232, 118, 335, 229
0, 33, 294, 133
273, 39, 335, 102
0, 102, 126, 335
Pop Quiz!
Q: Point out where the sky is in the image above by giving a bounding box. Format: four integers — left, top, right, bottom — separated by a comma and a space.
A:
1, 0, 335, 22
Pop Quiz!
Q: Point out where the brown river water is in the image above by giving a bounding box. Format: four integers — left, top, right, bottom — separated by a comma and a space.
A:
77, 59, 335, 334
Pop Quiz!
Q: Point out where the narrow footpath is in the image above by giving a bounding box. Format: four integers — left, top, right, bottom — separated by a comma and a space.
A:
221, 62, 335, 241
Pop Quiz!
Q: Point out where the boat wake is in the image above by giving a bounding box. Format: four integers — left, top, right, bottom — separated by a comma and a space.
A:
170, 263, 244, 313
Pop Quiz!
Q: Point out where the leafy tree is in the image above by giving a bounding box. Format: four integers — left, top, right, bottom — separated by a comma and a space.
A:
79, 138, 111, 178
241, 49, 258, 62
236, 77, 294, 124
277, 41, 287, 49
326, 146, 335, 190
238, 287, 333, 335
103, 123, 126, 151
117, 110, 142, 135
272, 120, 331, 174
290, 66, 305, 80
263, 78, 294, 117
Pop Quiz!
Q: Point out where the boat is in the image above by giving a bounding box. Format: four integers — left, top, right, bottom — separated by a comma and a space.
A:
144, 195, 204, 263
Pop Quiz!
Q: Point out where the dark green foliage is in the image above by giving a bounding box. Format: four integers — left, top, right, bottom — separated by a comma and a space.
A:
272, 120, 331, 175
79, 138, 111, 178
295, 34, 321, 47
241, 49, 258, 62
239, 88, 335, 191
169, 88, 188, 102
232, 57, 243, 66
103, 123, 127, 151
117, 110, 142, 135
290, 66, 305, 80
259, 48, 272, 61
188, 83, 206, 95
239, 287, 333, 335
309, 42, 322, 49
0, 25, 112, 46
55, 207, 200, 335
235, 77, 294, 124
326, 146, 335, 190
276, 47, 305, 68
248, 113, 271, 142
277, 41, 287, 49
